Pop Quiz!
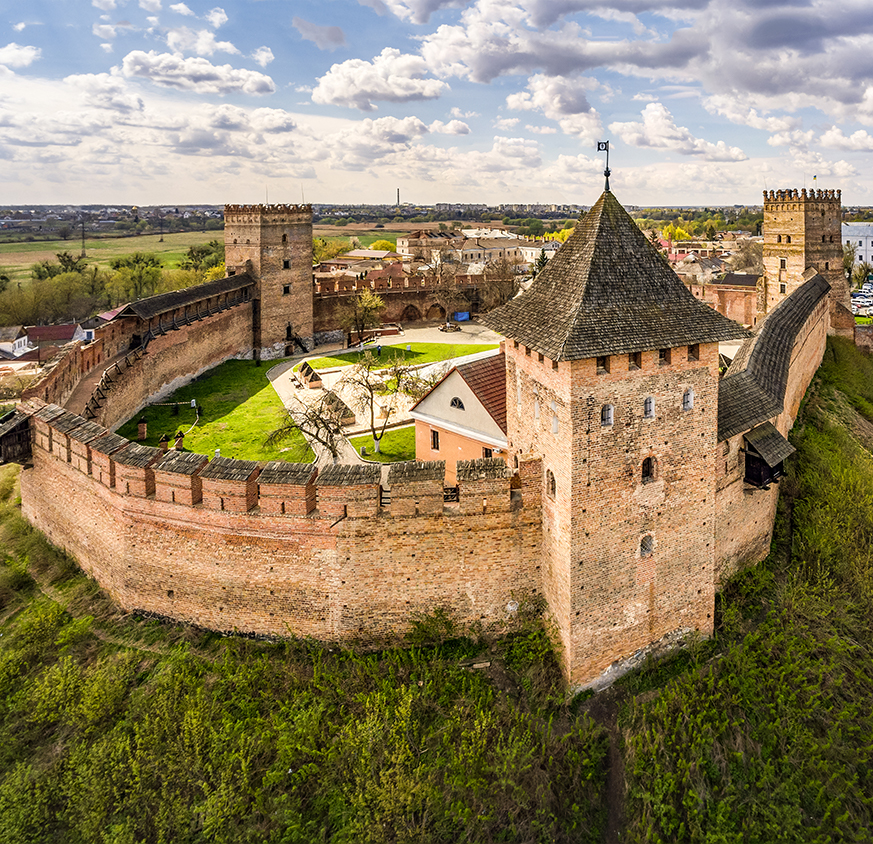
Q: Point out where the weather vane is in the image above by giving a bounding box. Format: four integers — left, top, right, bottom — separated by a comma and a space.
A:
597, 141, 610, 191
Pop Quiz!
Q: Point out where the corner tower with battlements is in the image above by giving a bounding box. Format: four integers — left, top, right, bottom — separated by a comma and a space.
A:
760, 188, 852, 334
224, 204, 314, 358
483, 188, 750, 687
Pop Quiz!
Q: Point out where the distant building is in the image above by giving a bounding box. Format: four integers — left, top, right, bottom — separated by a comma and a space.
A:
842, 222, 873, 264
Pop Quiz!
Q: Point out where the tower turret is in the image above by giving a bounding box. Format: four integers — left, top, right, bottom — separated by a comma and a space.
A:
483, 190, 749, 686
224, 204, 314, 358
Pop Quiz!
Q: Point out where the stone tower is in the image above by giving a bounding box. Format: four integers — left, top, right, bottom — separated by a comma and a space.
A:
483, 189, 749, 686
759, 188, 851, 331
224, 204, 314, 358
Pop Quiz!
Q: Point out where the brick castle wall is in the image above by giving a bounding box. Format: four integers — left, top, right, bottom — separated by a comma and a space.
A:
92, 304, 253, 431
20, 410, 542, 641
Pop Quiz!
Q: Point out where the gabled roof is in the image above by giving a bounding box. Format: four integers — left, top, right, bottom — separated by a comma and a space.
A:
481, 190, 750, 360
27, 324, 80, 342
455, 352, 506, 433
745, 421, 795, 467
719, 272, 760, 288
0, 326, 25, 342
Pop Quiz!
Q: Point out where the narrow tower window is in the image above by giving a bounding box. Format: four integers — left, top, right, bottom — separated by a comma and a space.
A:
550, 400, 559, 433
640, 534, 654, 556
682, 389, 694, 411
629, 351, 641, 370
596, 355, 609, 374
658, 348, 671, 366
546, 469, 556, 498
643, 396, 655, 419
687, 344, 699, 362
600, 404, 614, 427
642, 456, 656, 483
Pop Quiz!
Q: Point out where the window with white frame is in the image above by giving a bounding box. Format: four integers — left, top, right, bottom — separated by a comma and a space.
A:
601, 404, 614, 426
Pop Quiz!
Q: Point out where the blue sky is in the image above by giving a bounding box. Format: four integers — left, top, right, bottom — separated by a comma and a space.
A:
2, 0, 873, 207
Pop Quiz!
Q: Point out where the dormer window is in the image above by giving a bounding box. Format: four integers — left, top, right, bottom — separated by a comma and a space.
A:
450, 397, 465, 410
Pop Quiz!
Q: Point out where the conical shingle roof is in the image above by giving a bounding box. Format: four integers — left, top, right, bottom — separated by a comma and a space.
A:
482, 190, 750, 360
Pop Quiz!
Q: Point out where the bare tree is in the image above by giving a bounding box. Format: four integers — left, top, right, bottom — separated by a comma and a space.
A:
423, 247, 467, 324
265, 391, 347, 464
730, 240, 764, 274
844, 242, 858, 282
481, 255, 524, 309
341, 351, 417, 453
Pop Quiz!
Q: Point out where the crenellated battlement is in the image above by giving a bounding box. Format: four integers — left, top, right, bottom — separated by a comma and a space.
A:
21, 400, 528, 519
224, 204, 312, 223
763, 188, 841, 203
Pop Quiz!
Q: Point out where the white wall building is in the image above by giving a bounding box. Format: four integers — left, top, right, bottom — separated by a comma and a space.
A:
842, 222, 873, 264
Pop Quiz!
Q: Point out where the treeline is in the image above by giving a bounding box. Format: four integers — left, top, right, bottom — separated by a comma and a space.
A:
0, 241, 224, 327
634, 208, 764, 236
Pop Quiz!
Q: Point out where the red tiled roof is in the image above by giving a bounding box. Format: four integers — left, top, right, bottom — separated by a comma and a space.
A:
26, 324, 78, 341
456, 352, 506, 433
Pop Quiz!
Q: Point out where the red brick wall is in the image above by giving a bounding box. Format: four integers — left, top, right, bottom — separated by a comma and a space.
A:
92, 304, 253, 431
20, 426, 541, 643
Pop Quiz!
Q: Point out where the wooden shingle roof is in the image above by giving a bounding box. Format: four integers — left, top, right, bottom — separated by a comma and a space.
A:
482, 190, 750, 360
153, 451, 210, 476
387, 460, 446, 484
199, 456, 260, 481
316, 464, 380, 486
112, 442, 163, 469
718, 273, 829, 441
258, 462, 318, 486
114, 274, 254, 322
457, 458, 509, 481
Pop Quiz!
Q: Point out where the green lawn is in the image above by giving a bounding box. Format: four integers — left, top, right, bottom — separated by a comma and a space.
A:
855, 316, 872, 325
0, 231, 216, 285
115, 359, 313, 463
304, 342, 499, 371
349, 425, 416, 463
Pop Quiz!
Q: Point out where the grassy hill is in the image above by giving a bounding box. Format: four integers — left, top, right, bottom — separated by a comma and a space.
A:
1, 336, 873, 842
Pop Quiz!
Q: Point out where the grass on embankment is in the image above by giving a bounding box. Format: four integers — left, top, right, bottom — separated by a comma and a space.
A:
0, 466, 608, 844
304, 342, 499, 371
348, 425, 417, 463
618, 336, 873, 843
115, 358, 313, 463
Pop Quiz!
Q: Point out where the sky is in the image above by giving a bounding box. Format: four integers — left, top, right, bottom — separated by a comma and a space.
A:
2, 0, 873, 208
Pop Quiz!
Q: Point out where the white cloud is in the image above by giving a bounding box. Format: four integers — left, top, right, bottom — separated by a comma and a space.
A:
170, 3, 194, 14
92, 0, 117, 9
429, 118, 470, 134
609, 103, 747, 161
357, 0, 387, 14
819, 127, 873, 152
292, 18, 346, 51
493, 117, 519, 130
101, 43, 114, 53
205, 7, 228, 28
526, 124, 557, 134
121, 50, 275, 95
166, 27, 240, 56
0, 43, 41, 68
312, 47, 448, 111
93, 23, 118, 39
12, 23, 26, 32
64, 72, 144, 112
704, 95, 800, 134
506, 74, 602, 142
382, 0, 475, 24
139, 0, 162, 11
451, 107, 478, 118
791, 150, 857, 179
251, 47, 274, 67
766, 129, 813, 149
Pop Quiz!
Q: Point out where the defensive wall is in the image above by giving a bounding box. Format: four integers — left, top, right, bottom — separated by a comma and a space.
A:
19, 403, 542, 640
714, 273, 830, 579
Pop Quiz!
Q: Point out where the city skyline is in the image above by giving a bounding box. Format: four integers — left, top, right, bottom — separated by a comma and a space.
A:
1, 0, 872, 207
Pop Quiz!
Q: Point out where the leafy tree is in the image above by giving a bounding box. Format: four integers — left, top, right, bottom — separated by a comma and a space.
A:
852, 261, 873, 289
424, 247, 467, 324
705, 222, 717, 240
204, 263, 226, 282
313, 238, 351, 265
337, 290, 385, 342
182, 240, 224, 272
844, 243, 857, 280
108, 253, 163, 303
368, 239, 396, 252
31, 252, 88, 280
57, 225, 71, 241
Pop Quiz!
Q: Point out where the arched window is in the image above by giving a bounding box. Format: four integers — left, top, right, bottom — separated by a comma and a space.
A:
682, 388, 694, 411
776, 235, 782, 243
786, 235, 791, 244
640, 534, 654, 556
822, 235, 826, 242
282, 233, 287, 243
546, 469, 556, 498
450, 397, 465, 410
600, 404, 614, 426
642, 456, 656, 483
643, 396, 655, 418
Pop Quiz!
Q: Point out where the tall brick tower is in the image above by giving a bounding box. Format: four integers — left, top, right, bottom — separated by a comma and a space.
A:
224, 204, 314, 358
483, 188, 749, 687
759, 188, 851, 332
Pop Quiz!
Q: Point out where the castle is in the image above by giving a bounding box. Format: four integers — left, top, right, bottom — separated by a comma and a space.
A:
0, 186, 837, 687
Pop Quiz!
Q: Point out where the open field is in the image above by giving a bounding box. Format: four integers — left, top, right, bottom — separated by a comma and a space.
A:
0, 231, 217, 286
115, 358, 313, 463
349, 424, 417, 462
303, 342, 499, 371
